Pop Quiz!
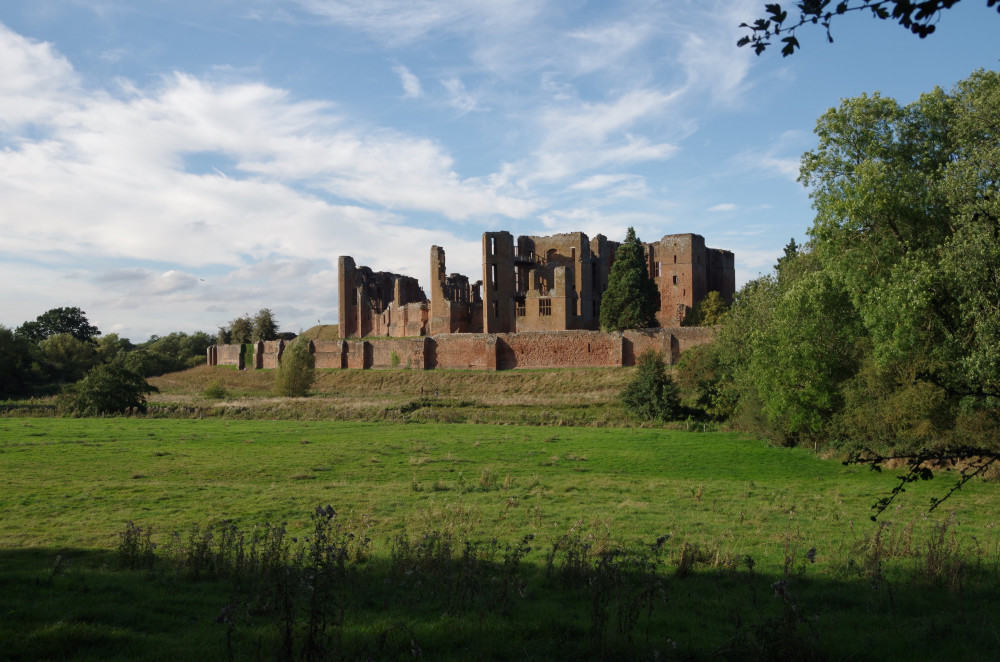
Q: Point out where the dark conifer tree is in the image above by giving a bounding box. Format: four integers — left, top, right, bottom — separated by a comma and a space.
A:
599, 227, 659, 331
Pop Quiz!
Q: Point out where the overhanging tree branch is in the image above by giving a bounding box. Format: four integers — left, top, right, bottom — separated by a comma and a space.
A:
739, 1, 999, 56
846, 446, 1000, 520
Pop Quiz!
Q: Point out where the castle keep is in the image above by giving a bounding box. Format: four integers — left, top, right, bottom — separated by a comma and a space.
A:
207, 230, 734, 371
339, 231, 734, 338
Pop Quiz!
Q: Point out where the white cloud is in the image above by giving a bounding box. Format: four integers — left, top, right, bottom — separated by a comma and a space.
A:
277, 0, 545, 47
0, 22, 538, 338
732, 130, 808, 181
524, 88, 681, 183
569, 174, 639, 191
440, 77, 484, 114
707, 203, 738, 212
392, 63, 422, 98
567, 20, 654, 75
0, 23, 77, 129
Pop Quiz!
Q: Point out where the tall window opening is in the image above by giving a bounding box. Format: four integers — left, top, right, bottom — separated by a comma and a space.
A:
539, 299, 551, 316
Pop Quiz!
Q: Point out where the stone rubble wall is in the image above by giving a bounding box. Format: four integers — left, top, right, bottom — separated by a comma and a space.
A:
496, 330, 621, 370
209, 326, 715, 372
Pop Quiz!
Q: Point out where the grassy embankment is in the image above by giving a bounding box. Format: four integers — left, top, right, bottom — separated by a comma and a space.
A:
144, 362, 640, 425
2, 418, 999, 660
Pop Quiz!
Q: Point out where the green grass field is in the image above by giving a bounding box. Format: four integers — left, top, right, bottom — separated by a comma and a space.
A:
2, 418, 999, 660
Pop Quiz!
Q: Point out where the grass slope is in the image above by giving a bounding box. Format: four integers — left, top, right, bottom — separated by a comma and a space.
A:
146, 364, 637, 425
2, 419, 998, 660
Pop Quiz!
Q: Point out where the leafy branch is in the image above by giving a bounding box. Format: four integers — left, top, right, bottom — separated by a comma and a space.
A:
738, 1, 998, 56
845, 445, 1000, 520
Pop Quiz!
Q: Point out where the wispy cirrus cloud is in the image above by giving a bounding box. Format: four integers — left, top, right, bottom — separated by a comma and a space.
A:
523, 88, 681, 183
392, 63, 422, 98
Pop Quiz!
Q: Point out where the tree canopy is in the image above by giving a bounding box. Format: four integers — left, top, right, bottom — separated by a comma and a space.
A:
599, 227, 660, 332
739, 1, 1000, 56
680, 69, 1000, 459
16, 307, 101, 343
66, 358, 158, 416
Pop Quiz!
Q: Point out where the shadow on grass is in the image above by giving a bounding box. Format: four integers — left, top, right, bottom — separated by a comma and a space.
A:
2, 529, 999, 662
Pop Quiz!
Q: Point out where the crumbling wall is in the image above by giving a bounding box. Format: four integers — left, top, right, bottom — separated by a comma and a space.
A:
344, 340, 366, 369
622, 329, 672, 366
209, 326, 713, 372
496, 330, 622, 369
260, 340, 284, 369
338, 255, 428, 338
668, 326, 717, 363
367, 338, 428, 369
311, 340, 344, 369
429, 334, 497, 370
429, 246, 481, 335
212, 344, 242, 367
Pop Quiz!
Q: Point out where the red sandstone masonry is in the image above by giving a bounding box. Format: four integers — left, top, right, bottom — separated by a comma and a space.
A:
367, 338, 427, 369
344, 341, 366, 369
496, 330, 622, 369
208, 326, 715, 371
430, 334, 496, 370
215, 344, 242, 367
260, 341, 284, 369
667, 326, 716, 363
623, 329, 670, 366
311, 340, 343, 369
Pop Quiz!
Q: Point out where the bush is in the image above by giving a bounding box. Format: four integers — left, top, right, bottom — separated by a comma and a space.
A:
274, 340, 315, 397
203, 380, 228, 400
621, 350, 681, 421
66, 358, 158, 415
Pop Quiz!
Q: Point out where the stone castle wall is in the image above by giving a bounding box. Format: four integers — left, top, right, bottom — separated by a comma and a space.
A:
207, 326, 715, 372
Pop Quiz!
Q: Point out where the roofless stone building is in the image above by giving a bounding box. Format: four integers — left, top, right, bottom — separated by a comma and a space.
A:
338, 231, 734, 338
207, 230, 733, 371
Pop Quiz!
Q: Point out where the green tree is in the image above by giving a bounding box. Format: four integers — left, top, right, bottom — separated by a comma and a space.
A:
38, 333, 99, 384
252, 308, 280, 342
135, 332, 214, 375
0, 326, 37, 398
621, 350, 681, 421
228, 314, 253, 345
600, 227, 660, 331
800, 70, 1000, 407
96, 333, 134, 363
66, 358, 158, 416
739, 1, 1000, 56
776, 238, 800, 273
683, 291, 728, 326
674, 342, 727, 420
17, 307, 100, 343
274, 339, 315, 397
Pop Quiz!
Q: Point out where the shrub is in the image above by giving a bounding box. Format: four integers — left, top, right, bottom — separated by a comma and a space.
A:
204, 380, 228, 400
621, 350, 681, 421
274, 339, 315, 397
66, 358, 158, 415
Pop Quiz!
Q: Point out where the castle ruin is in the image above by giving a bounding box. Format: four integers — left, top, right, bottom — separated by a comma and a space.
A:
207, 230, 734, 371
339, 231, 734, 338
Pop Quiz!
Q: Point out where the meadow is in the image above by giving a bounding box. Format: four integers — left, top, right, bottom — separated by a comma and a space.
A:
2, 416, 999, 660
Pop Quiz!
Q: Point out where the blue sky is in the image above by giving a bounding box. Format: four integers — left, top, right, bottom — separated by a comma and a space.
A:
1, 1, 997, 340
